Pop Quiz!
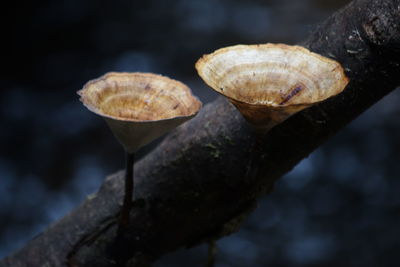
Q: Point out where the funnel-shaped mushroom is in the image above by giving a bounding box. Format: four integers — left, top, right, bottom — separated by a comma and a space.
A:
78, 72, 202, 235
78, 72, 202, 153
196, 43, 349, 133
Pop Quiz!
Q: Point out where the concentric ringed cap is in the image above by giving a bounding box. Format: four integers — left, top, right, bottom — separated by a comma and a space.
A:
196, 43, 349, 132
78, 72, 202, 152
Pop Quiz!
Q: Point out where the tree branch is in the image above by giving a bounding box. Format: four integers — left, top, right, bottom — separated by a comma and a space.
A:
2, 0, 399, 266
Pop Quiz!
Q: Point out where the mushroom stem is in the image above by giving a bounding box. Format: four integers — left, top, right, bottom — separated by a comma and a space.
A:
117, 151, 135, 236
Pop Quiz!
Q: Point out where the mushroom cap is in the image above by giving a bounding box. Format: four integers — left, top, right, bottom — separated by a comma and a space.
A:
78, 72, 202, 152
196, 43, 349, 131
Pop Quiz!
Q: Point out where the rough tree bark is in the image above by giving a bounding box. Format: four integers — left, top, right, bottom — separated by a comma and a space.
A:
2, 0, 400, 266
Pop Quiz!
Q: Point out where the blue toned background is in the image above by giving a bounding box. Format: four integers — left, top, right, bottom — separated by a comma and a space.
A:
2, 0, 400, 266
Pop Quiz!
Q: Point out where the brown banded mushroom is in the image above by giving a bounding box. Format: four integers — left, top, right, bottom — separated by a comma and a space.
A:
78, 72, 202, 234
195, 43, 349, 134
196, 43, 349, 187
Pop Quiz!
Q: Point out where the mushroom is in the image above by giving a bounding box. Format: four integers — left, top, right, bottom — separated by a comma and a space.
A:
196, 43, 349, 182
78, 72, 202, 233
195, 43, 349, 134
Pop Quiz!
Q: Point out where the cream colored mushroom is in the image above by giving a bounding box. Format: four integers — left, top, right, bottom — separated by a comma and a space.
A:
196, 43, 349, 133
78, 72, 202, 234
78, 72, 202, 153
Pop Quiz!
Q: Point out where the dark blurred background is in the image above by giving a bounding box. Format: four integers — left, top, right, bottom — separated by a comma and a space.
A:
2, 0, 400, 266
